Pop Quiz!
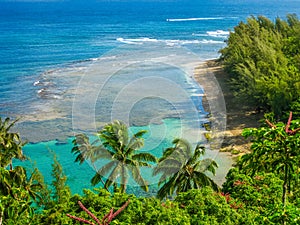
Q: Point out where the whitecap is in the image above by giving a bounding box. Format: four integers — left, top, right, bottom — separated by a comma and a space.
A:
37, 88, 45, 94
51, 95, 63, 100
117, 37, 159, 45
33, 80, 40, 86
117, 37, 204, 46
190, 93, 205, 97
206, 30, 230, 38
192, 33, 209, 37
117, 38, 142, 45
98, 55, 117, 61
131, 37, 159, 42
200, 39, 224, 44
166, 17, 225, 22
37, 88, 64, 100
34, 79, 54, 87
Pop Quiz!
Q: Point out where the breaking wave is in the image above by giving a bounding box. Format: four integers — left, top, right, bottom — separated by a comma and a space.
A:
116, 37, 224, 46
166, 17, 225, 22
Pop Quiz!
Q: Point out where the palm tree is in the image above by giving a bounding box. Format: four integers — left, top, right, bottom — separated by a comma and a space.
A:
240, 113, 300, 207
72, 120, 157, 193
0, 117, 26, 170
0, 166, 42, 201
153, 138, 219, 199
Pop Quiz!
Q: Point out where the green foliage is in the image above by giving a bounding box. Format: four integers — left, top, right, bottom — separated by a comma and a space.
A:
0, 195, 34, 225
0, 166, 45, 224
0, 117, 26, 169
33, 188, 192, 225
114, 194, 191, 225
51, 153, 71, 205
220, 115, 300, 224
72, 120, 157, 193
0, 166, 44, 202
175, 187, 248, 225
223, 168, 283, 209
220, 15, 300, 117
35, 187, 260, 225
285, 97, 300, 119
222, 168, 300, 224
239, 115, 300, 205
153, 138, 219, 199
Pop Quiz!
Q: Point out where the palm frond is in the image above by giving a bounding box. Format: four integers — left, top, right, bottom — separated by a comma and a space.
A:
99, 133, 120, 150
193, 171, 219, 191
128, 164, 149, 192
100, 120, 129, 150
158, 173, 169, 184
158, 147, 175, 161
126, 137, 145, 155
89, 145, 113, 163
196, 158, 218, 175
91, 173, 105, 187
5, 118, 20, 131
115, 121, 129, 147
172, 138, 192, 158
105, 162, 122, 189
153, 159, 182, 176
91, 160, 117, 186
188, 144, 205, 165
133, 130, 148, 138
120, 165, 129, 193
157, 175, 177, 199
132, 153, 157, 163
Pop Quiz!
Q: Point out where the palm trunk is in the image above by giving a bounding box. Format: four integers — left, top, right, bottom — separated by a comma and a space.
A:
120, 165, 126, 193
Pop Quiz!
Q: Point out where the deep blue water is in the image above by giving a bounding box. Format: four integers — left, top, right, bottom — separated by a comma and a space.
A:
2, 0, 300, 194
1, 0, 300, 117
1, 0, 299, 117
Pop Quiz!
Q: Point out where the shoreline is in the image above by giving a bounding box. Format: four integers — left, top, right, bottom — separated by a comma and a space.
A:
15, 57, 260, 158
194, 59, 262, 158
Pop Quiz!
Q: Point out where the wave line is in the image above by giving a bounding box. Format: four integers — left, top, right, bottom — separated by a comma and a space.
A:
166, 17, 225, 22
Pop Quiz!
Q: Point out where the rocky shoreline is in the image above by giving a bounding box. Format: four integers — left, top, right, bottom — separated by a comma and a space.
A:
194, 59, 263, 159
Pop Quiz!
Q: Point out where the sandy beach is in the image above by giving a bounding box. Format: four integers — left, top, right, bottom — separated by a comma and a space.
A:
194, 59, 263, 157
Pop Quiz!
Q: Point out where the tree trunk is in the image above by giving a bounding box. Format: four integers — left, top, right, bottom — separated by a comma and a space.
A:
120, 165, 126, 193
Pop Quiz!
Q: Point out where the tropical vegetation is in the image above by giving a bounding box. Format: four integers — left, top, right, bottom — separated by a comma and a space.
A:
153, 138, 218, 199
239, 112, 300, 206
220, 14, 300, 117
1, 113, 299, 224
72, 120, 157, 193
0, 117, 26, 169
1, 14, 300, 224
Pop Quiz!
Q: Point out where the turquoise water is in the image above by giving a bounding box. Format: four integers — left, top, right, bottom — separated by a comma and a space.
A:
19, 118, 208, 195
3, 0, 300, 194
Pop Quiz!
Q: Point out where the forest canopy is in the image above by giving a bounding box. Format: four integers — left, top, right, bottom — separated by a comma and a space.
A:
220, 14, 300, 117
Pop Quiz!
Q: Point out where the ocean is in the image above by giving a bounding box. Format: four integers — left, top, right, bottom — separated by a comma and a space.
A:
1, 0, 300, 195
